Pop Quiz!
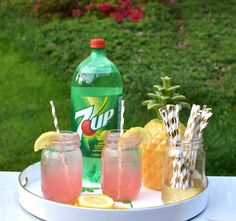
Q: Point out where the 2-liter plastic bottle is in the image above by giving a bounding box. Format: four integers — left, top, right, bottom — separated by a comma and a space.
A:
71, 39, 123, 184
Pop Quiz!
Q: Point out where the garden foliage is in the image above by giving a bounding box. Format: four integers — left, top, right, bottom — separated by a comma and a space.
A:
0, 0, 236, 175
33, 0, 144, 22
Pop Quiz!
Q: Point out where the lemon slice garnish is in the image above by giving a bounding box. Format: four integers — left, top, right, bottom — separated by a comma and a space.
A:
120, 127, 152, 146
78, 194, 114, 209
34, 131, 63, 152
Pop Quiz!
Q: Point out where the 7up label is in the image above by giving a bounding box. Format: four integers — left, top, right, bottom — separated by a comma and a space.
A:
71, 92, 122, 158
75, 106, 114, 138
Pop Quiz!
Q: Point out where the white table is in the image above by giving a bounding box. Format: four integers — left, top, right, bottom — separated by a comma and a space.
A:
1, 172, 236, 221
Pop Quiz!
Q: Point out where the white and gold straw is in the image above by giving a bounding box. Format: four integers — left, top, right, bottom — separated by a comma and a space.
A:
49, 101, 60, 133
160, 105, 190, 189
159, 104, 213, 190
120, 100, 125, 136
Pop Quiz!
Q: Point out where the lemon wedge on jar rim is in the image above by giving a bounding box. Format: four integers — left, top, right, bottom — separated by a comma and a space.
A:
34, 131, 63, 152
78, 194, 114, 209
119, 127, 152, 148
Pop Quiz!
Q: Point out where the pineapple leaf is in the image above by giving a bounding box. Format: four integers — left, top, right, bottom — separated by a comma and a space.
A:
154, 91, 161, 96
159, 88, 174, 97
147, 103, 163, 110
153, 85, 162, 91
172, 95, 186, 101
161, 76, 171, 88
169, 85, 181, 91
160, 95, 171, 100
143, 75, 190, 116
161, 96, 173, 104
142, 100, 154, 106
147, 93, 159, 99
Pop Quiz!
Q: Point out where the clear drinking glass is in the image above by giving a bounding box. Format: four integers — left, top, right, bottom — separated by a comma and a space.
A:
101, 130, 142, 201
41, 131, 82, 204
162, 138, 207, 204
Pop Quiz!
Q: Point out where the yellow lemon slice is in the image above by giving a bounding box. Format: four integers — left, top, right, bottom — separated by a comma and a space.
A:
78, 194, 114, 209
34, 131, 63, 152
121, 127, 152, 145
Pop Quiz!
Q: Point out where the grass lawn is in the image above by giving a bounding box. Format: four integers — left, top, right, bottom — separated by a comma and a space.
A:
0, 15, 70, 169
0, 0, 235, 175
0, 47, 72, 170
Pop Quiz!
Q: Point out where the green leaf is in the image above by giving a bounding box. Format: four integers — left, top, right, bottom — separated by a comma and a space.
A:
147, 103, 163, 110
172, 95, 186, 101
142, 100, 154, 106
153, 84, 162, 91
147, 93, 161, 100
169, 85, 181, 91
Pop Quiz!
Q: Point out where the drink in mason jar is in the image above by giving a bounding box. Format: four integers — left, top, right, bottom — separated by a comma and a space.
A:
101, 130, 142, 201
41, 131, 82, 204
71, 39, 123, 184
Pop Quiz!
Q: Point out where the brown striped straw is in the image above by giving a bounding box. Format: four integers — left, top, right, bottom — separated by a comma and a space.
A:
160, 105, 190, 189
160, 104, 213, 190
184, 105, 201, 187
184, 104, 200, 140
199, 108, 213, 138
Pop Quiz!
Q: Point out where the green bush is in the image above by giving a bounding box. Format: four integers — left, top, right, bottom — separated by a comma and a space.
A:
34, 1, 235, 121
34, 1, 236, 175
0, 0, 236, 174
33, 1, 236, 175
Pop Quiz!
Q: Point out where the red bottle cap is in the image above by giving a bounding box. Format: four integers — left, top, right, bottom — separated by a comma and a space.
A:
90, 38, 105, 48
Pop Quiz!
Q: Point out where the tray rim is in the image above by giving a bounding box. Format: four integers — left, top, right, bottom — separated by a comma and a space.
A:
18, 161, 209, 211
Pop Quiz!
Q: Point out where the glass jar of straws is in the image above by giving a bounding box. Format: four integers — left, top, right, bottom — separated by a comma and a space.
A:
101, 130, 142, 201
41, 131, 82, 204
162, 138, 206, 204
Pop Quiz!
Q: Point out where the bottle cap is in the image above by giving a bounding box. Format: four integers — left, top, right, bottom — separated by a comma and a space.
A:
90, 38, 105, 48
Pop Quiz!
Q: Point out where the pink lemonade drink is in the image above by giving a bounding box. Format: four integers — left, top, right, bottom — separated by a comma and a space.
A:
41, 131, 82, 204
102, 130, 141, 201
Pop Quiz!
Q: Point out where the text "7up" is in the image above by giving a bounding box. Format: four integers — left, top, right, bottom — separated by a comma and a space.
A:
75, 106, 114, 138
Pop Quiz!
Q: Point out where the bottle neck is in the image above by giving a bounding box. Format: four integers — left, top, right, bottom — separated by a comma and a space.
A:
90, 48, 106, 58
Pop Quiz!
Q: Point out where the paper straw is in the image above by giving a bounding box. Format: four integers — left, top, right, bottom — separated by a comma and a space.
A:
160, 104, 213, 190
167, 105, 181, 188
184, 104, 200, 140
186, 106, 201, 187
49, 101, 73, 198
50, 101, 60, 133
199, 110, 213, 138
120, 100, 125, 136
183, 105, 200, 187
160, 107, 179, 187
160, 105, 190, 189
159, 108, 172, 138
167, 105, 181, 141
117, 100, 125, 199
170, 105, 190, 189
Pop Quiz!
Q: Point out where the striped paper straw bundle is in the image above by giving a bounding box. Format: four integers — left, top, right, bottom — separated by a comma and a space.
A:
184, 105, 213, 187
184, 105, 202, 187
160, 105, 190, 189
159, 104, 213, 190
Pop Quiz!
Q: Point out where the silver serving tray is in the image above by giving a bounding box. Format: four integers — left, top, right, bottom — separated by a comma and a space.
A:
18, 162, 208, 221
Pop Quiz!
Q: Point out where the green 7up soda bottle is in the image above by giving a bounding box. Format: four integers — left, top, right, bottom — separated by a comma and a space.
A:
71, 39, 123, 185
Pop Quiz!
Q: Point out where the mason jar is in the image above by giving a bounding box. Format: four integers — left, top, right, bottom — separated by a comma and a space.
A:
41, 131, 82, 204
162, 138, 207, 204
101, 130, 142, 201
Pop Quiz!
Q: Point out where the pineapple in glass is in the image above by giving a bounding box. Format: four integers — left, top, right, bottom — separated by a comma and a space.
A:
142, 76, 190, 190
